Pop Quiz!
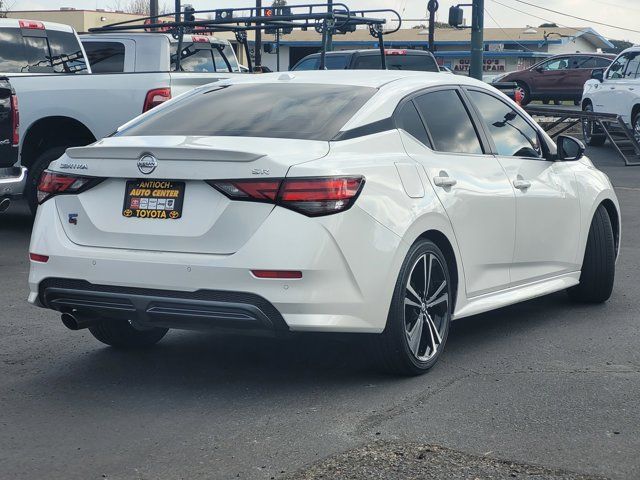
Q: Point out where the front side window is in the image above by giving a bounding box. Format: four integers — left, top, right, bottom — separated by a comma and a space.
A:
82, 41, 125, 73
117, 84, 376, 141
607, 54, 631, 79
468, 90, 541, 158
171, 44, 215, 72
292, 57, 319, 71
540, 57, 570, 71
413, 90, 483, 155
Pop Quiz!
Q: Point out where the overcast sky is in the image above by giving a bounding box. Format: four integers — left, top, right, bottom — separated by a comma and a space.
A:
9, 0, 640, 44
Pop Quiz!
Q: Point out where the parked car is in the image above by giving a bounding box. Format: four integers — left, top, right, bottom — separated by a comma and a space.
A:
29, 71, 619, 376
492, 53, 615, 105
290, 49, 441, 72
80, 32, 240, 73
582, 47, 640, 146
0, 18, 239, 211
0, 76, 23, 211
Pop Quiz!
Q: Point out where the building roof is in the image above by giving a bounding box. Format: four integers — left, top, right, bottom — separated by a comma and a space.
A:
269, 26, 614, 50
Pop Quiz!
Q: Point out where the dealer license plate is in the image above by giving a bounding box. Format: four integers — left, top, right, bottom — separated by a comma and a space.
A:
122, 179, 185, 220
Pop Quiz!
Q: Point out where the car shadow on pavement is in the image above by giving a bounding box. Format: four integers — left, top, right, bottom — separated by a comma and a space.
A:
24, 288, 614, 395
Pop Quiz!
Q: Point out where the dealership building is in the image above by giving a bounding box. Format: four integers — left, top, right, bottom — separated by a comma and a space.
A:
7, 9, 614, 73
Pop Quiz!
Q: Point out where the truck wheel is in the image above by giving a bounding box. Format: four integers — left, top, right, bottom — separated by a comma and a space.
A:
26, 147, 66, 215
89, 320, 168, 349
376, 239, 452, 376
582, 103, 606, 146
633, 111, 640, 144
567, 205, 615, 303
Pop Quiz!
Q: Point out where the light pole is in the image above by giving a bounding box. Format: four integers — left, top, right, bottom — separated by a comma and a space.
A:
255, 0, 262, 69
469, 0, 484, 80
326, 0, 333, 52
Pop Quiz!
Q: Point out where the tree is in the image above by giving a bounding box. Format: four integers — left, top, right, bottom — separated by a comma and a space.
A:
109, 0, 168, 15
272, 0, 287, 6
604, 39, 634, 54
539, 22, 558, 28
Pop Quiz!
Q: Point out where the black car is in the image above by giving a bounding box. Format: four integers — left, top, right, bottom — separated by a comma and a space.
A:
290, 49, 441, 72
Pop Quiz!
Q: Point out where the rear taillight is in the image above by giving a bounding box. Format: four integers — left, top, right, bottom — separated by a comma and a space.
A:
208, 176, 365, 217
142, 88, 171, 112
10, 94, 18, 146
37, 171, 102, 204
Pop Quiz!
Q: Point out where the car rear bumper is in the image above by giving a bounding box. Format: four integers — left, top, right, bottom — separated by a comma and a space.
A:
39, 278, 289, 333
0, 166, 26, 198
29, 199, 406, 333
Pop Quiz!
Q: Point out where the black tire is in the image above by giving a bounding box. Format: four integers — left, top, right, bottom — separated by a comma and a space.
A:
542, 99, 550, 105
574, 99, 580, 106
25, 147, 66, 215
582, 103, 606, 146
567, 205, 616, 303
89, 320, 168, 349
632, 111, 640, 145
515, 81, 531, 106
554, 100, 562, 105
376, 239, 453, 376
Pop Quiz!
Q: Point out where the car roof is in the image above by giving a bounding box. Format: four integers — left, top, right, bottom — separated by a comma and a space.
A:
301, 48, 434, 58
620, 46, 640, 55
0, 17, 75, 33
81, 32, 230, 45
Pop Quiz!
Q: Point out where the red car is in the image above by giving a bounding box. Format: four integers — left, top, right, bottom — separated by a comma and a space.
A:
493, 53, 615, 105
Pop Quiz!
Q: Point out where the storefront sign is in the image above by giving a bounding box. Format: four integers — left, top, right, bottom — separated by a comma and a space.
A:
453, 58, 506, 73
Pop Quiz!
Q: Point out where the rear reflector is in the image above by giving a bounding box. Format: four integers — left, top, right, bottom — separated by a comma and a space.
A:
251, 270, 302, 279
142, 88, 171, 112
191, 35, 208, 43
37, 171, 101, 204
19, 20, 45, 30
208, 176, 364, 217
29, 253, 49, 263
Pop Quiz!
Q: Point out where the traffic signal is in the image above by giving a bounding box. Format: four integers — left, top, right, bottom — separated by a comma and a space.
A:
184, 6, 196, 23
448, 6, 464, 28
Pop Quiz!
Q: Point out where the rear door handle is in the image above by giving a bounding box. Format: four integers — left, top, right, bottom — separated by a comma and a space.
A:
513, 179, 531, 190
433, 176, 457, 188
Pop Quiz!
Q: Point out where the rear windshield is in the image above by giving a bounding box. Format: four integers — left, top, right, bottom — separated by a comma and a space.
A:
354, 54, 439, 72
117, 83, 376, 141
170, 42, 239, 72
292, 55, 349, 71
0, 27, 88, 74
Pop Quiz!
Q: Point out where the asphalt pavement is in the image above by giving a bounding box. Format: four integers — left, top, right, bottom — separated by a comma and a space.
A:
1, 144, 639, 480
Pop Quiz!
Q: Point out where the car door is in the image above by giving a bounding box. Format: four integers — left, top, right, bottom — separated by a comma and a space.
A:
594, 53, 633, 120
534, 57, 571, 96
400, 88, 516, 297
565, 56, 596, 97
465, 88, 581, 285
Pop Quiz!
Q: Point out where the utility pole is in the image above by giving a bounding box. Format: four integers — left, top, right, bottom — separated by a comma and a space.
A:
469, 0, 484, 80
174, 0, 180, 23
150, 0, 158, 20
255, 0, 262, 69
326, 0, 333, 52
427, 0, 438, 53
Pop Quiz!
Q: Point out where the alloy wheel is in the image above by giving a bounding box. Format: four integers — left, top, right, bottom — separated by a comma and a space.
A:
403, 253, 449, 361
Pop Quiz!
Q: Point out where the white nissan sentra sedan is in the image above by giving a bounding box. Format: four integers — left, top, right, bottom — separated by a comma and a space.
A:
28, 71, 620, 375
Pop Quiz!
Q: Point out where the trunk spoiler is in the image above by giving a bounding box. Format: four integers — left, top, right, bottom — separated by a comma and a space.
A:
66, 145, 265, 162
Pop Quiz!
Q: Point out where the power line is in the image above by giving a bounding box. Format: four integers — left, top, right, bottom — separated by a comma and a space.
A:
489, 0, 619, 45
484, 6, 535, 52
508, 0, 640, 34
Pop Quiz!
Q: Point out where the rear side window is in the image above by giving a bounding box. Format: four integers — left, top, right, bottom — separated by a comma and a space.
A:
0, 27, 87, 73
118, 84, 376, 141
414, 90, 483, 154
82, 41, 125, 73
396, 101, 431, 147
171, 44, 215, 72
354, 54, 439, 72
468, 90, 541, 158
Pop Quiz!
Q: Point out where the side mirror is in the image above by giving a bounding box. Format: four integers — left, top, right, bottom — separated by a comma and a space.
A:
557, 135, 585, 161
591, 68, 604, 82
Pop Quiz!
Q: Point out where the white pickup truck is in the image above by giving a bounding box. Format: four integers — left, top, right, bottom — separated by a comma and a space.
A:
0, 18, 239, 211
582, 46, 640, 146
